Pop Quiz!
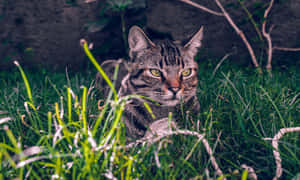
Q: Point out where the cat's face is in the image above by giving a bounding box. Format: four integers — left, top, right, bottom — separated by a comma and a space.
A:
127, 26, 203, 106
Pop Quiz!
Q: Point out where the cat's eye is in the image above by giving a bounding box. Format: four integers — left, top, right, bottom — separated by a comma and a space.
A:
181, 68, 192, 77
150, 69, 161, 77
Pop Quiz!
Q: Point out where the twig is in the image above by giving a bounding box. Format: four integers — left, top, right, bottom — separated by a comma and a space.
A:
264, 127, 300, 180
178, 0, 224, 16
96, 129, 225, 179
273, 47, 300, 51
180, 0, 260, 70
262, 0, 274, 70
214, 0, 260, 70
85, 0, 97, 3
202, 137, 223, 178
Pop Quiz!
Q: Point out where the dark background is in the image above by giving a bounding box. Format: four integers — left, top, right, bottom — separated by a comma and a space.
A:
1, 0, 300, 70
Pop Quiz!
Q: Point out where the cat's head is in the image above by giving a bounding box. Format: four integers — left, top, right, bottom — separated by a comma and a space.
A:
127, 26, 203, 106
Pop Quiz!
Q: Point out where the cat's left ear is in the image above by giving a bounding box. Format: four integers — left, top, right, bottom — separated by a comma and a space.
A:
184, 26, 204, 58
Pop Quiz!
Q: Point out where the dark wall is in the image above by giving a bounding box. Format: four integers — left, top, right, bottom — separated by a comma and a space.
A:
0, 0, 101, 70
0, 0, 299, 70
146, 0, 300, 66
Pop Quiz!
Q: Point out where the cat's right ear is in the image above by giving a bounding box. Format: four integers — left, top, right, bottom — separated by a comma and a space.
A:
128, 26, 155, 58
184, 26, 204, 59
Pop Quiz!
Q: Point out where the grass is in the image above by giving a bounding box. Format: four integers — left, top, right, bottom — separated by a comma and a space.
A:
0, 54, 299, 179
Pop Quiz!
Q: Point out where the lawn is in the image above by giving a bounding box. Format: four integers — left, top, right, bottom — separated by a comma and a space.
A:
0, 56, 299, 179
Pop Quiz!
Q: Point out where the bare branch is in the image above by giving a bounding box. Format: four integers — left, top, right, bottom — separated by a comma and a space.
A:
264, 127, 300, 180
85, 0, 96, 3
214, 0, 260, 69
178, 0, 224, 16
262, 0, 274, 70
273, 47, 300, 51
97, 129, 225, 179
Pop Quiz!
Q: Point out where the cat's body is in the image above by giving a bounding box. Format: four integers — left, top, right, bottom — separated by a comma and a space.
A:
96, 26, 203, 139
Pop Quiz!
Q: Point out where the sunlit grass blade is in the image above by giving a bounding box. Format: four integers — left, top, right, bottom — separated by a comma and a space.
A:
4, 126, 21, 153
54, 103, 71, 145
81, 86, 88, 135
14, 61, 33, 103
241, 169, 248, 180
81, 40, 118, 101
67, 88, 72, 123
102, 102, 125, 145
48, 112, 52, 136
126, 157, 134, 180
143, 102, 156, 119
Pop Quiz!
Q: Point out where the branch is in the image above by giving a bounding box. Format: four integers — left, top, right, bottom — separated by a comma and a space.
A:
273, 47, 300, 51
97, 129, 225, 179
178, 0, 224, 16
85, 0, 96, 3
262, 0, 274, 70
214, 0, 260, 70
264, 127, 300, 180
179, 0, 260, 70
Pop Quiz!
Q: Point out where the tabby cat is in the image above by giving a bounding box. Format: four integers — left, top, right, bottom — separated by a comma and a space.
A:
96, 26, 204, 139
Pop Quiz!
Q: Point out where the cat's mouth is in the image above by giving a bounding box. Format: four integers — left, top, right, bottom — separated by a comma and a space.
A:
160, 99, 180, 107
160, 93, 182, 106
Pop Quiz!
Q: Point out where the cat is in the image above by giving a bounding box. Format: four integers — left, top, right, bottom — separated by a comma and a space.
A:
96, 25, 204, 139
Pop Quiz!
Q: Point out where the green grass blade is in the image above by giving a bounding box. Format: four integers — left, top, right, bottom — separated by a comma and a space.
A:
260, 86, 286, 128
241, 169, 248, 180
48, 112, 52, 136
126, 157, 133, 180
81, 86, 88, 134
81, 40, 118, 101
92, 89, 113, 136
143, 102, 156, 119
14, 61, 33, 103
67, 88, 72, 123
4, 126, 20, 153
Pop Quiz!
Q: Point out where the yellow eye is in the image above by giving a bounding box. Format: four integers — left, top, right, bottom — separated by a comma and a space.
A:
181, 69, 192, 77
150, 69, 161, 77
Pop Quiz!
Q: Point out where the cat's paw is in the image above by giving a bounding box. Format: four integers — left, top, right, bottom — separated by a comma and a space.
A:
144, 118, 177, 139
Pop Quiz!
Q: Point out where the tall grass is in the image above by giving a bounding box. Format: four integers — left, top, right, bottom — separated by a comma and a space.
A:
0, 54, 299, 179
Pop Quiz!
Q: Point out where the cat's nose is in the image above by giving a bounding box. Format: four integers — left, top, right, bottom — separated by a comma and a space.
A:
169, 87, 180, 93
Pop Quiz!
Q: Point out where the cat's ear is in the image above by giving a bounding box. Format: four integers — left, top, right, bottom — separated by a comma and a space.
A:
184, 26, 204, 58
128, 26, 155, 57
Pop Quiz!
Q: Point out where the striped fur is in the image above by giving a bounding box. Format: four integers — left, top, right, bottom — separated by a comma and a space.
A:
97, 26, 203, 139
